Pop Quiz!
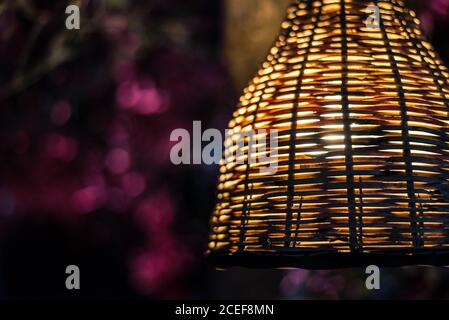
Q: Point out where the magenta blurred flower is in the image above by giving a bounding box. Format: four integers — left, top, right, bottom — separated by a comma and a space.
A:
122, 172, 146, 197
116, 81, 141, 109
131, 249, 175, 295
136, 192, 174, 234
116, 78, 169, 115
280, 269, 309, 297
105, 148, 130, 174
72, 186, 105, 213
431, 0, 449, 18
131, 240, 192, 296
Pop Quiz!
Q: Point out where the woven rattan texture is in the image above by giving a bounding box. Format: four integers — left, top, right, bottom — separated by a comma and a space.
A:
208, 0, 449, 268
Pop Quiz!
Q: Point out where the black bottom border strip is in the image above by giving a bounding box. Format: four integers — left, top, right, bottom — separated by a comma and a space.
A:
0, 300, 442, 319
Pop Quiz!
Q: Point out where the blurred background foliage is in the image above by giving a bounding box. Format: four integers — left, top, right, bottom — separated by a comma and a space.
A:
0, 0, 448, 299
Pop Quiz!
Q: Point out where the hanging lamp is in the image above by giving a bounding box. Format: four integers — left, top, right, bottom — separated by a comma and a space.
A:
208, 0, 449, 268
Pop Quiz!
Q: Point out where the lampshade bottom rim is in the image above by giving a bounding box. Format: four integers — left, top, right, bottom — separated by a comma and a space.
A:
207, 251, 449, 269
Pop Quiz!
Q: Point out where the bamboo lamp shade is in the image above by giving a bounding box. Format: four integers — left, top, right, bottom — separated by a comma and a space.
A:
207, 0, 449, 269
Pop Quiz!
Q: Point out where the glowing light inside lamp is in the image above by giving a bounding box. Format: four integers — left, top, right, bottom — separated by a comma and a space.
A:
208, 0, 449, 268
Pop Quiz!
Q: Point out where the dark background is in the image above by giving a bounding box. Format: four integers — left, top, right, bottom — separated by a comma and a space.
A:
0, 0, 449, 299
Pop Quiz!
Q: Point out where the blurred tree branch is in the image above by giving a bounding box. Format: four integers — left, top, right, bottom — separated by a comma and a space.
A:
0, 1, 104, 100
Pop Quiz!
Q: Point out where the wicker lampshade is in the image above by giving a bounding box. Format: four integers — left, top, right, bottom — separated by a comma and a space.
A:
208, 0, 449, 268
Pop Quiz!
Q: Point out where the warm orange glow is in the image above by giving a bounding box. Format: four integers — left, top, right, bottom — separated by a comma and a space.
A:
208, 0, 449, 264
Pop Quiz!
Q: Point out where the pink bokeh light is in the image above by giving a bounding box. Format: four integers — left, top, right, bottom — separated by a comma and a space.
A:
116, 79, 169, 115
105, 148, 130, 174
45, 134, 78, 162
72, 186, 105, 214
122, 172, 146, 197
